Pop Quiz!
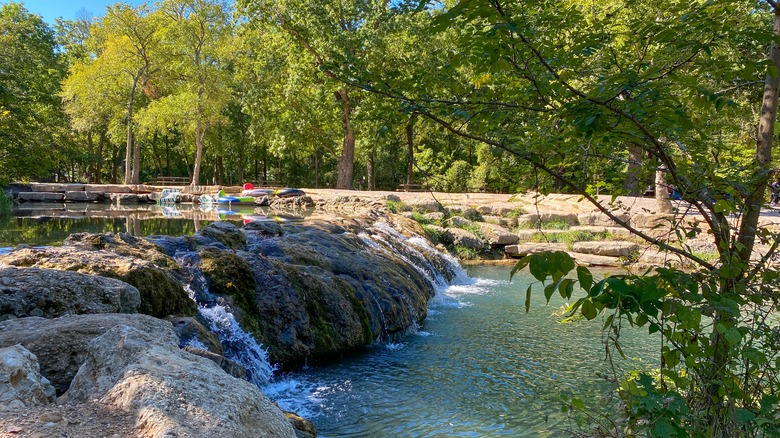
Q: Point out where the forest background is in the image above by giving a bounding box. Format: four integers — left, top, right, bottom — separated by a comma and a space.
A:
5, 0, 780, 436
6, 0, 763, 196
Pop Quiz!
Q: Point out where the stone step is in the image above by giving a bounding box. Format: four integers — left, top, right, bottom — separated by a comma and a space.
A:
17, 192, 65, 202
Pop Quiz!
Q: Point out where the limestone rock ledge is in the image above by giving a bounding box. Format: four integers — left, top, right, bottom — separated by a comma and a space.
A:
67, 321, 295, 437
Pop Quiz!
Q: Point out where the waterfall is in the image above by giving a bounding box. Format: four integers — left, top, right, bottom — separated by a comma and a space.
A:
163, 217, 469, 394
366, 222, 468, 291
198, 304, 276, 387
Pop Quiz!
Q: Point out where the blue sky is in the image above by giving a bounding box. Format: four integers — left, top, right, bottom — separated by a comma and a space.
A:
19, 0, 145, 24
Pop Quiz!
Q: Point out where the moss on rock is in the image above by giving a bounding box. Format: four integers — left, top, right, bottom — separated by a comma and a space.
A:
121, 268, 196, 318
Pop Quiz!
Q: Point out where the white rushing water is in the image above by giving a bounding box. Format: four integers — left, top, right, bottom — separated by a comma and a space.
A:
198, 304, 276, 387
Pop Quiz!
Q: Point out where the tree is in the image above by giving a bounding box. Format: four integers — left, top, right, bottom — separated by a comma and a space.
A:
85, 3, 161, 185
152, 0, 233, 187
0, 3, 65, 181
330, 0, 780, 434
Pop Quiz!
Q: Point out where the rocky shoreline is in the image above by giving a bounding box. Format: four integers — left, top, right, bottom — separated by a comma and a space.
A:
0, 209, 459, 437
3, 186, 780, 437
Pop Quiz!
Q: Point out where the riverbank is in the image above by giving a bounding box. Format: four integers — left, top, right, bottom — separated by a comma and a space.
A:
0, 210, 463, 437
8, 183, 780, 268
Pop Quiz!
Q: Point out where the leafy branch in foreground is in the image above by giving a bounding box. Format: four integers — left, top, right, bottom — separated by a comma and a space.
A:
513, 251, 780, 437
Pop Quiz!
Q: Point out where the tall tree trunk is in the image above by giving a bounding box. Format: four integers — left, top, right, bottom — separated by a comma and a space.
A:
131, 136, 141, 184
123, 76, 140, 185
191, 100, 205, 186
702, 7, 780, 434
237, 128, 245, 183
262, 142, 268, 182
151, 132, 163, 176
96, 128, 106, 184
215, 155, 224, 185
406, 113, 416, 185
655, 166, 673, 214
86, 131, 94, 183
738, 6, 780, 262
367, 150, 376, 191
336, 88, 355, 189
314, 146, 320, 188
624, 142, 643, 195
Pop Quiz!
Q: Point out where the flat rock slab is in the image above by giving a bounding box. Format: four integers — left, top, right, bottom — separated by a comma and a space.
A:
577, 211, 630, 227
29, 183, 84, 192
84, 184, 131, 193
570, 252, 622, 267
17, 192, 64, 202
505, 243, 567, 257
64, 191, 101, 202
515, 229, 569, 240
571, 241, 639, 257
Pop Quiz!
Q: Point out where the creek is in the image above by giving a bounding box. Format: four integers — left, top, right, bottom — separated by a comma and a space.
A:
262, 264, 655, 437
1, 205, 656, 436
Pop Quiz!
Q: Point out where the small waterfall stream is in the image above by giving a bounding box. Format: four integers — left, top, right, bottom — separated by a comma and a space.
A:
158, 218, 468, 398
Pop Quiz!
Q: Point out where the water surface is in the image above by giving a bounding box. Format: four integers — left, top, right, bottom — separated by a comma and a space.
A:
266, 264, 655, 437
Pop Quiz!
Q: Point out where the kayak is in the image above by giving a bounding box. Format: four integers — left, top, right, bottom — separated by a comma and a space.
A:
242, 188, 274, 197
274, 188, 306, 198
217, 195, 255, 204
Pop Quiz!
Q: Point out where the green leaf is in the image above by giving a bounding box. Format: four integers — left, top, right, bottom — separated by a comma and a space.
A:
581, 299, 597, 320
713, 199, 731, 213
524, 284, 532, 313
735, 408, 756, 423
544, 282, 556, 302
510, 255, 531, 280
576, 266, 592, 291
558, 278, 574, 299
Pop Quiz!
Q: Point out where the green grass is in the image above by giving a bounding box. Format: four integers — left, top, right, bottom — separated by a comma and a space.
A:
459, 223, 485, 240
527, 230, 605, 249
386, 200, 412, 213
517, 218, 571, 230
505, 208, 527, 218
451, 245, 481, 260
421, 224, 443, 244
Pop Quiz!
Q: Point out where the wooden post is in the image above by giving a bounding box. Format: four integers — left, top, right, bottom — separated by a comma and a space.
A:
655, 165, 673, 214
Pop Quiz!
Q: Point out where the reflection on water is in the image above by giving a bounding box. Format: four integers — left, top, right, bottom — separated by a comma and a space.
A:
0, 202, 308, 248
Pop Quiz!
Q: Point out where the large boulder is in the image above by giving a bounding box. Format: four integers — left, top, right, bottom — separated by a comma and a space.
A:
441, 228, 484, 249
571, 241, 640, 257
405, 198, 440, 213
67, 323, 296, 437
474, 223, 519, 246
577, 211, 630, 227
0, 345, 55, 411
0, 266, 141, 321
0, 314, 174, 394
0, 233, 196, 318
444, 216, 472, 228
166, 316, 223, 355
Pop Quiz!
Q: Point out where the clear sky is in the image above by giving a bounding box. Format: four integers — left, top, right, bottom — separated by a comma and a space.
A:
18, 0, 145, 25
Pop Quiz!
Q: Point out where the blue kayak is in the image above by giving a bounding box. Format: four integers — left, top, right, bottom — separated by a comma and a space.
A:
274, 188, 306, 198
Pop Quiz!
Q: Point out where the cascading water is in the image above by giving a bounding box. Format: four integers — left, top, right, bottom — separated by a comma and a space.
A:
364, 221, 468, 291
162, 243, 278, 389
198, 304, 276, 387
158, 218, 471, 408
